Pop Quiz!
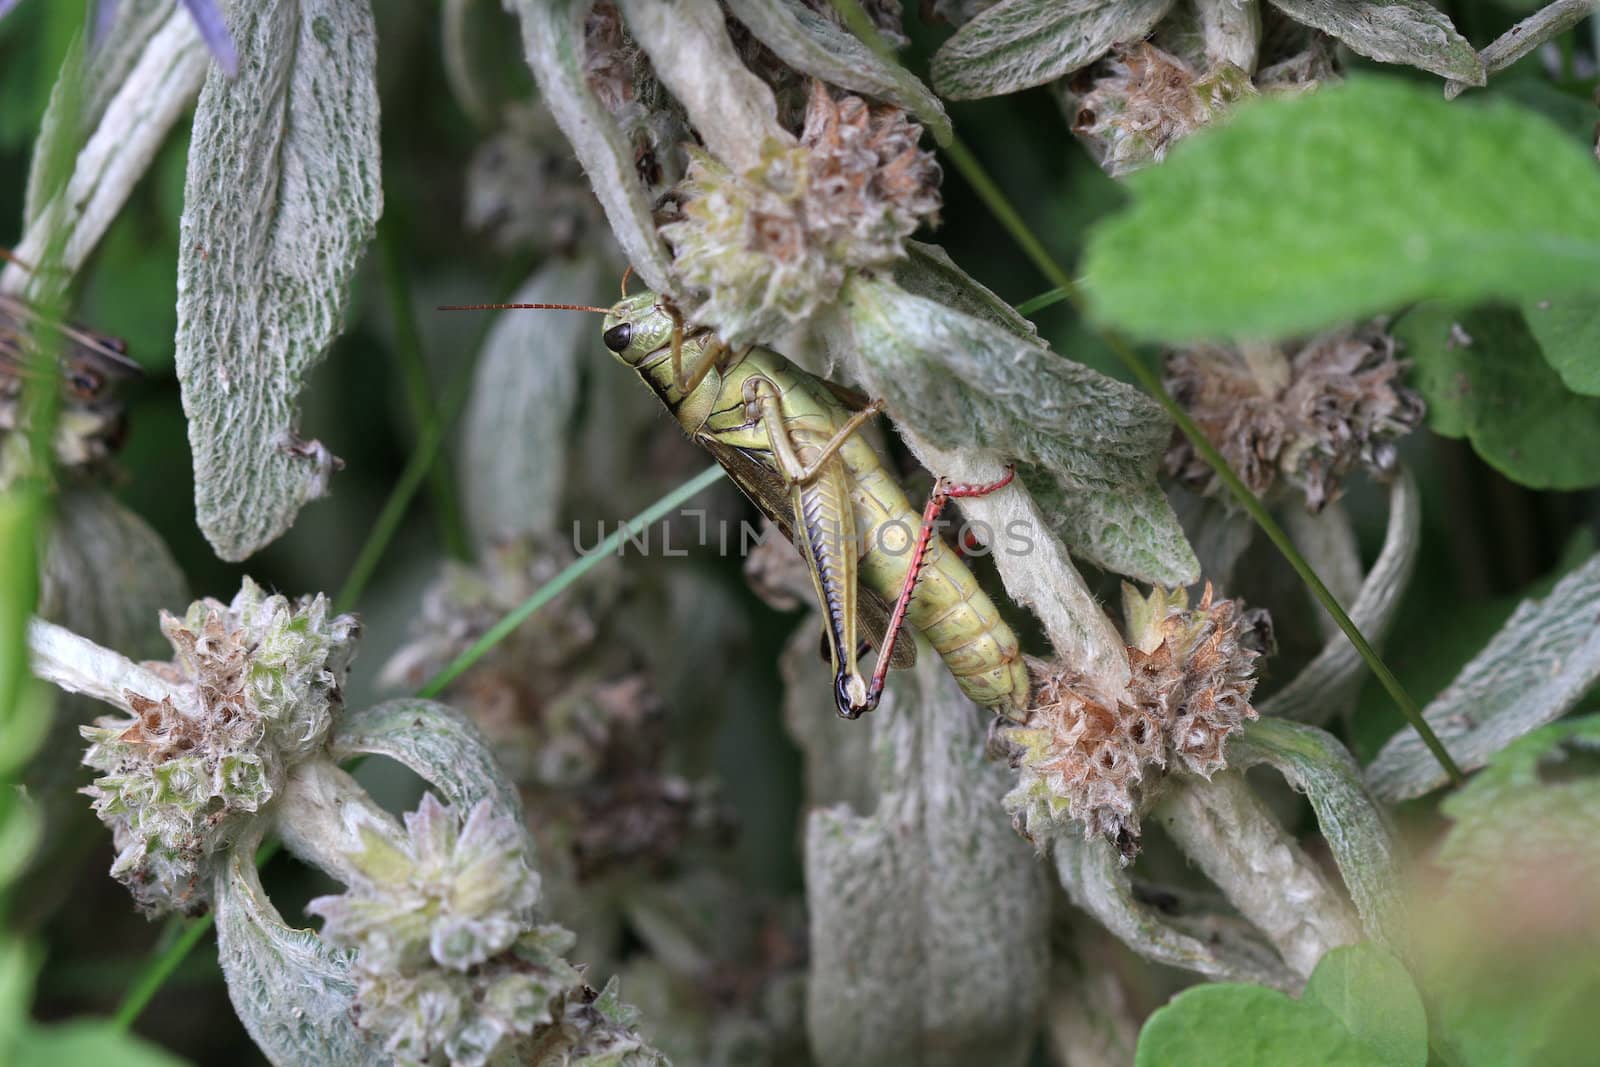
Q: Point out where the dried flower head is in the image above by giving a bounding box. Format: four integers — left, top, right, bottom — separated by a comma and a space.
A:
1002, 584, 1264, 858
1072, 44, 1255, 177
80, 578, 358, 913
1164, 323, 1425, 512
661, 81, 940, 344
309, 795, 664, 1067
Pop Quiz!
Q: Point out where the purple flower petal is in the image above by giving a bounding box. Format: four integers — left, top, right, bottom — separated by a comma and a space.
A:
0, 0, 28, 20
89, 0, 118, 48
180, 0, 238, 77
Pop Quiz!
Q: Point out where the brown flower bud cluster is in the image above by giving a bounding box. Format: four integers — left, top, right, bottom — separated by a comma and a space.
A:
1164, 323, 1424, 512
1066, 31, 1337, 178
1003, 585, 1265, 859
661, 81, 940, 344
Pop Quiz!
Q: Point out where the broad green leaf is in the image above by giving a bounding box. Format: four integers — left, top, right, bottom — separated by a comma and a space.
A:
461, 256, 602, 547
1367, 548, 1600, 801
1396, 304, 1600, 489
1134, 984, 1386, 1067
504, 0, 674, 292
725, 0, 951, 142
177, 0, 381, 560
1136, 944, 1427, 1067
1303, 945, 1428, 1067
1523, 292, 1600, 396
213, 840, 385, 1067
14, 1021, 194, 1067
1231, 721, 1408, 959
828, 273, 1199, 586
1265, 0, 1482, 84
805, 653, 1049, 1067
930, 0, 1175, 100
1081, 78, 1600, 343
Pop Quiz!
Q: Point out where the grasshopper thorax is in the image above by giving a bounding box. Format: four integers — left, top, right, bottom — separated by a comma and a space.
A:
600, 291, 676, 367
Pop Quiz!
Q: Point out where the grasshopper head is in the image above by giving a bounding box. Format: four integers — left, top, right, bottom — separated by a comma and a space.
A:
600, 291, 675, 367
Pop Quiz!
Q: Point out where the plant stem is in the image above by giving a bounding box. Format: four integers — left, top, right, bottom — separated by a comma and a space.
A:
417, 464, 726, 698
377, 217, 471, 562
828, 0, 1464, 786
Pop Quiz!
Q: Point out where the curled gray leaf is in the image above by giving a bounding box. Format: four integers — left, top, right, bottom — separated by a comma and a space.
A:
930, 0, 1176, 100
214, 837, 385, 1067
1152, 771, 1362, 977
805, 650, 1049, 1067
1231, 718, 1410, 960
1445, 0, 1596, 99
1264, 468, 1420, 725
503, 0, 675, 292
1367, 549, 1600, 802
176, 0, 381, 560
1053, 831, 1300, 989
1265, 0, 1485, 84
725, 0, 952, 143
461, 256, 603, 547
1196, 0, 1261, 73
3, 6, 208, 296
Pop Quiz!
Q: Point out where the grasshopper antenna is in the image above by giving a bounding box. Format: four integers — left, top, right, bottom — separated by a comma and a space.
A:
437, 302, 610, 313
620, 265, 633, 299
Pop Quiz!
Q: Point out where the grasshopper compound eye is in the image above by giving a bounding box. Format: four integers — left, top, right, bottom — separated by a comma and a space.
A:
603, 322, 632, 353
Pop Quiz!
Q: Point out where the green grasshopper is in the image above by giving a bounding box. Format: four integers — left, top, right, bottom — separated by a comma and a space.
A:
448, 286, 1030, 720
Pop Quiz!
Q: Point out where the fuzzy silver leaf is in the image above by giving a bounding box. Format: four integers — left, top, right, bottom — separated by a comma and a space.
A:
930, 0, 1177, 100
502, 0, 675, 292
1367, 549, 1600, 802
804, 649, 1049, 1067
724, 0, 951, 143
827, 273, 1198, 586
176, 0, 381, 560
460, 256, 603, 548
1264, 0, 1484, 84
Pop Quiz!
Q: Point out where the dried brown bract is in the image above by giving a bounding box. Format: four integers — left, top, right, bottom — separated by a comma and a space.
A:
1164, 324, 1424, 512
1003, 584, 1264, 858
1072, 44, 1254, 178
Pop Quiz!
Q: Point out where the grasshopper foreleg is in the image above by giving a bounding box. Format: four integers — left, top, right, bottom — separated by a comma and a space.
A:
741, 375, 885, 484
861, 466, 1017, 714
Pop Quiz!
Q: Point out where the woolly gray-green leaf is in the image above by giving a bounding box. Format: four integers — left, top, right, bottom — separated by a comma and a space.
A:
176, 0, 381, 560
1081, 78, 1600, 343
504, 0, 674, 292
330, 699, 528, 844
1232, 720, 1409, 960
805, 648, 1049, 1067
1263, 469, 1419, 725
1445, 0, 1594, 98
2, 6, 207, 296
213, 840, 384, 1067
1367, 549, 1600, 801
461, 256, 602, 547
1053, 833, 1299, 989
829, 273, 1198, 585
1523, 292, 1600, 397
23, 0, 179, 227
930, 0, 1176, 100
1264, 0, 1482, 83
725, 0, 950, 142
